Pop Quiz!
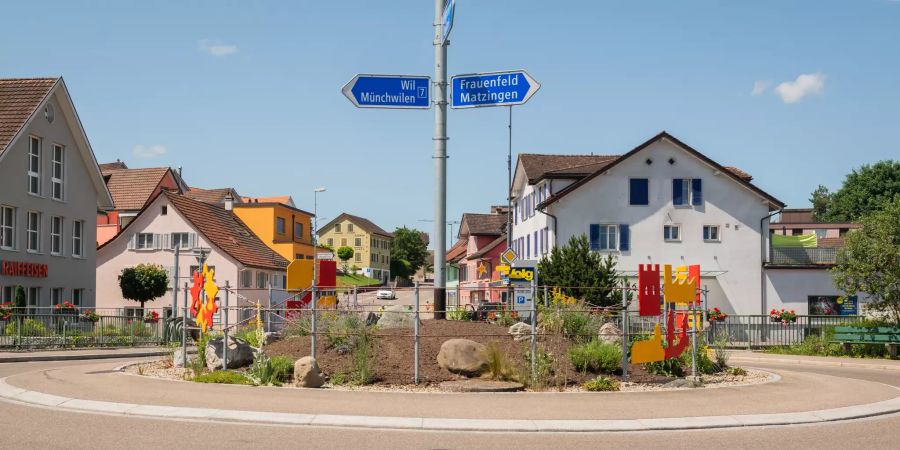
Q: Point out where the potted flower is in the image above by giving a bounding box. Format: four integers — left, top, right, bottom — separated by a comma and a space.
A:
707, 307, 727, 322
53, 301, 78, 315
769, 308, 797, 324
143, 310, 160, 324
0, 302, 13, 321
80, 310, 100, 323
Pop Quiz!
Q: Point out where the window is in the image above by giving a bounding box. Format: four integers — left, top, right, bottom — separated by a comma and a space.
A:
26, 212, 40, 252
673, 178, 702, 206
161, 205, 168, 215
28, 136, 41, 195
294, 222, 303, 239
1, 286, 12, 303
791, 228, 803, 236
348, 224, 354, 232
171, 232, 191, 249
703, 225, 720, 242
1, 206, 15, 250
590, 224, 617, 250
136, 233, 154, 250
27, 287, 39, 314
276, 217, 286, 234
355, 253, 361, 262
50, 216, 63, 255
72, 289, 83, 306
526, 234, 530, 259
240, 270, 252, 288
534, 230, 539, 256
341, 238, 347, 246
72, 221, 84, 257
327, 238, 333, 246
51, 144, 65, 200
256, 271, 268, 288
355, 237, 361, 247
459, 264, 468, 282
335, 223, 341, 233
664, 224, 681, 242
814, 229, 827, 240
629, 178, 649, 205
51, 288, 63, 306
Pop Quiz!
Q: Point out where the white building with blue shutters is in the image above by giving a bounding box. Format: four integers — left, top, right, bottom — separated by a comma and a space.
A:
511, 131, 785, 315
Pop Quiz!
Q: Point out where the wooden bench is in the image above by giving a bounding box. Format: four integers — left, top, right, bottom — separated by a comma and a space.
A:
831, 326, 900, 358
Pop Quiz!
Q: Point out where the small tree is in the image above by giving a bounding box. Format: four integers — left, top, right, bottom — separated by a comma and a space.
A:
831, 197, 900, 326
337, 246, 354, 274
390, 227, 428, 280
119, 264, 169, 312
538, 235, 623, 307
811, 160, 900, 222
14, 286, 25, 316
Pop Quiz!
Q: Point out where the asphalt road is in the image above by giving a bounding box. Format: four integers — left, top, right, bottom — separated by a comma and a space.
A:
0, 359, 898, 449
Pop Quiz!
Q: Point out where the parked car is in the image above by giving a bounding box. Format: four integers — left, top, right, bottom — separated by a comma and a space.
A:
376, 289, 396, 300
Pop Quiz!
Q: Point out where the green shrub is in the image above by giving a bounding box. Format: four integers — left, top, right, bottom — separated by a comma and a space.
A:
326, 314, 364, 349
446, 308, 471, 321
193, 371, 252, 385
727, 367, 747, 376
283, 316, 312, 337
525, 347, 554, 388
495, 311, 518, 327
248, 352, 288, 386
350, 331, 375, 385
644, 354, 687, 377
485, 343, 516, 381
4, 319, 47, 336
568, 339, 621, 374
540, 304, 599, 343
234, 327, 261, 348
583, 376, 620, 392
270, 355, 294, 383
330, 372, 348, 385
697, 347, 718, 374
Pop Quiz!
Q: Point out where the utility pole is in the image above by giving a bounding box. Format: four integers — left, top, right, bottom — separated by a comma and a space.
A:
432, 0, 448, 320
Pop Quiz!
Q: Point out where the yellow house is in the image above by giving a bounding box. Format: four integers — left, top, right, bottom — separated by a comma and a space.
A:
318, 213, 393, 282
231, 196, 316, 261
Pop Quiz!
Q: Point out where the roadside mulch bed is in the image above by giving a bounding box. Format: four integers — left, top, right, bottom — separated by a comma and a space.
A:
263, 319, 669, 387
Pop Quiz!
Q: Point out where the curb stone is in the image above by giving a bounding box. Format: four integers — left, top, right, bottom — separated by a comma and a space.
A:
0, 377, 898, 432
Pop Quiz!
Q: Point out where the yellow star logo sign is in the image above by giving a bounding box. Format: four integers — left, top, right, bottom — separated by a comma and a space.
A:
478, 262, 488, 276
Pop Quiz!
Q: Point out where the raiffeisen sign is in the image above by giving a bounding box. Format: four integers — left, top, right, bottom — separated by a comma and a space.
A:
0, 260, 49, 278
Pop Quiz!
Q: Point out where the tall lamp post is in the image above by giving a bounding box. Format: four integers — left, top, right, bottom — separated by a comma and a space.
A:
311, 187, 326, 359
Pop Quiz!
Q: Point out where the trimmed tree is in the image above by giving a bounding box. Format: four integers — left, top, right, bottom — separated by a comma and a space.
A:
119, 264, 169, 312
390, 227, 429, 280
537, 234, 623, 307
14, 286, 25, 317
831, 197, 900, 326
337, 246, 354, 274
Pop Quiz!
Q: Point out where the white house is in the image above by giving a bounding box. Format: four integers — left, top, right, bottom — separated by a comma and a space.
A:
96, 191, 289, 320
511, 131, 787, 315
0, 77, 114, 310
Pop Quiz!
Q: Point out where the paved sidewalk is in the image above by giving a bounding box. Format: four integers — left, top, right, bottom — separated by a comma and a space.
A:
729, 351, 900, 371
0, 347, 181, 363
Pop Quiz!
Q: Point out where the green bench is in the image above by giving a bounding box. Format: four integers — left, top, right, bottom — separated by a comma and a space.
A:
831, 327, 900, 358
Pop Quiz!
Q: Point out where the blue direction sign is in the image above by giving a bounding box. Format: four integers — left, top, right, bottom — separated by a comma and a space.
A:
451, 70, 540, 108
342, 74, 431, 109
442, 0, 455, 43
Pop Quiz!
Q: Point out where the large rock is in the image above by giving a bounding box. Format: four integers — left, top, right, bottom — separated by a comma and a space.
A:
508, 322, 533, 342
205, 336, 257, 370
172, 349, 193, 368
293, 356, 326, 388
598, 322, 622, 346
377, 305, 415, 329
437, 339, 489, 377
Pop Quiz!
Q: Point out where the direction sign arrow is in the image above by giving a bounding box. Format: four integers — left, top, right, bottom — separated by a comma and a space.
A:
451, 70, 540, 108
442, 0, 455, 43
342, 74, 431, 109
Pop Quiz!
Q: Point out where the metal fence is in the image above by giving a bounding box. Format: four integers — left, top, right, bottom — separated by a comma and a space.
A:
769, 246, 838, 265
0, 308, 167, 350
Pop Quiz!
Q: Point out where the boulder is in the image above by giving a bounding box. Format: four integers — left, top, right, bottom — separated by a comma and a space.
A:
508, 322, 533, 342
172, 349, 193, 368
205, 336, 257, 370
293, 356, 326, 388
377, 305, 415, 329
598, 322, 622, 346
437, 339, 489, 377
665, 377, 703, 389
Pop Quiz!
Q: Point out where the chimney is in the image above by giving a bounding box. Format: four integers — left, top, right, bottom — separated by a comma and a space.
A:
224, 192, 234, 211
178, 166, 183, 178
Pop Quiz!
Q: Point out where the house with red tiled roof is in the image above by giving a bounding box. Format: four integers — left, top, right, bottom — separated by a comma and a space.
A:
96, 162, 189, 245
0, 77, 113, 309
445, 209, 509, 307
317, 213, 393, 282
185, 186, 242, 206
96, 191, 289, 319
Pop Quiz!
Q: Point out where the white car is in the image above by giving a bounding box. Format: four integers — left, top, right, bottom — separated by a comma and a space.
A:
376, 289, 396, 300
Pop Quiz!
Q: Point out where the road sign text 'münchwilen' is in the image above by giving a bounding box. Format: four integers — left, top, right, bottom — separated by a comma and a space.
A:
342, 75, 431, 109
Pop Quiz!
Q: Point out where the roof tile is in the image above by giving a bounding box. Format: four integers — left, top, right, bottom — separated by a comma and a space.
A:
104, 167, 171, 210
0, 78, 58, 154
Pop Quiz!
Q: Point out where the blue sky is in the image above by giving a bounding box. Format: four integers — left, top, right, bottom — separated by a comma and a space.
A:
2, 1, 899, 244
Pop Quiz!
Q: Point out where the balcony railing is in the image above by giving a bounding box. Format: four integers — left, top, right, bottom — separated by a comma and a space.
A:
768, 246, 838, 266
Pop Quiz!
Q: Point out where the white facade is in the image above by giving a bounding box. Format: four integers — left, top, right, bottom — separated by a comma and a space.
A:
0, 79, 113, 309
96, 194, 286, 320
513, 134, 782, 315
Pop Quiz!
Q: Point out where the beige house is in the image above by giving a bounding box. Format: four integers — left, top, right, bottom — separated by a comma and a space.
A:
317, 213, 392, 282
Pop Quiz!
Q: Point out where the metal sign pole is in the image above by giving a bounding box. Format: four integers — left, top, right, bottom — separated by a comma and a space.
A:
182, 282, 188, 367
621, 281, 629, 381
415, 282, 420, 385
432, 0, 449, 320
223, 281, 229, 370
172, 247, 179, 318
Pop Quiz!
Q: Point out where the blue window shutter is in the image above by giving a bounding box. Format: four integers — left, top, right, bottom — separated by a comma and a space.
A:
589, 224, 600, 250
673, 179, 684, 205
630, 179, 649, 205
619, 224, 630, 251
692, 179, 703, 205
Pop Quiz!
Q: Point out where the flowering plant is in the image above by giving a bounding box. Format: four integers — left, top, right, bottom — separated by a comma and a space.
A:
0, 302, 13, 321
53, 301, 78, 314
707, 307, 727, 321
143, 310, 160, 323
80, 310, 100, 323
769, 308, 797, 323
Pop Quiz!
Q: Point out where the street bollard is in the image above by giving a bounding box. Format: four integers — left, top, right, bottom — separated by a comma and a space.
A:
415, 282, 420, 385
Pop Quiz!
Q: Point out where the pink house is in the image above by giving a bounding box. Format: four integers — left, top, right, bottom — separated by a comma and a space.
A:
451, 211, 509, 306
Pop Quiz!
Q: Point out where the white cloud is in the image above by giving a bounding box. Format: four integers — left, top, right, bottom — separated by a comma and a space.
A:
774, 72, 826, 104
197, 39, 238, 57
132, 145, 168, 158
751, 80, 771, 96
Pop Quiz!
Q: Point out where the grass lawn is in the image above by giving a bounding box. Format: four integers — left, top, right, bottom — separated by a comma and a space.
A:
337, 273, 382, 287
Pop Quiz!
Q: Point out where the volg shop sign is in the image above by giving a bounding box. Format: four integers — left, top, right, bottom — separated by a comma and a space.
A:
0, 260, 49, 278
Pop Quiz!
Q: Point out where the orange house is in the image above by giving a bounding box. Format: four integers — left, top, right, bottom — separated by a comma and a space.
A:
231, 196, 316, 262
